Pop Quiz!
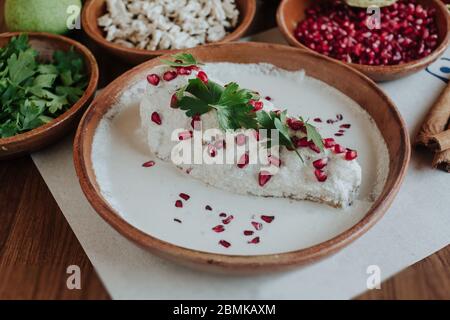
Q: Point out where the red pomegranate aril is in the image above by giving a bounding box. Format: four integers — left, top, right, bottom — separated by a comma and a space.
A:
197, 71, 208, 83
334, 144, 346, 154
345, 149, 358, 160
147, 74, 160, 86
212, 225, 225, 233
191, 115, 201, 129
142, 160, 155, 168
219, 240, 231, 248
175, 200, 183, 208
205, 205, 212, 211
258, 171, 272, 187
314, 169, 328, 182
309, 141, 321, 153
265, 96, 272, 101
261, 215, 275, 223
163, 70, 177, 81
340, 123, 351, 129
286, 118, 304, 131
170, 93, 178, 108
313, 158, 328, 170
222, 215, 234, 225
323, 138, 335, 148
251, 221, 263, 231
243, 230, 254, 236
178, 131, 192, 141
313, 118, 322, 123
248, 237, 260, 244
294, 137, 309, 148
208, 145, 217, 157
268, 155, 281, 167
249, 99, 263, 112
335, 133, 344, 137
236, 134, 247, 146
237, 153, 249, 169
179, 193, 190, 201
219, 212, 227, 218
151, 112, 162, 125
176, 67, 191, 75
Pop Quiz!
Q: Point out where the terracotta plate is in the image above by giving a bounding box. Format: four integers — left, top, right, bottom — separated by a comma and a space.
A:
74, 43, 410, 273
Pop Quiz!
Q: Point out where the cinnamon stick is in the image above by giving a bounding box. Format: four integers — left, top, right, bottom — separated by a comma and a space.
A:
428, 129, 450, 152
432, 149, 450, 172
415, 81, 450, 148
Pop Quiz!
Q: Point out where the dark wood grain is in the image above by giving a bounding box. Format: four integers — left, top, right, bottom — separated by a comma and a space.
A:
0, 0, 448, 300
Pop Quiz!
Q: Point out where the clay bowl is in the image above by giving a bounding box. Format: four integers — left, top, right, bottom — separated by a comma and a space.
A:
74, 42, 410, 273
0, 32, 99, 160
82, 0, 257, 65
277, 0, 450, 82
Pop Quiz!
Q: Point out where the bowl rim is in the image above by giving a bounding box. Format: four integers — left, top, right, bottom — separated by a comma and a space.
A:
0, 32, 99, 147
73, 42, 410, 271
81, 0, 257, 57
276, 0, 450, 75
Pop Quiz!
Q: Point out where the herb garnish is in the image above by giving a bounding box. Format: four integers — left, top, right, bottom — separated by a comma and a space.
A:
160, 53, 324, 162
0, 34, 87, 138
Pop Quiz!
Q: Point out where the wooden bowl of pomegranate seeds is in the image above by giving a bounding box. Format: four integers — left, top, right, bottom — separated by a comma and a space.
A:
74, 42, 409, 272
277, 0, 450, 82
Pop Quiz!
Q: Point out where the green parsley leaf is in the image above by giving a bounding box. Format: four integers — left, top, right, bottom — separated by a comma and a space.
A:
160, 53, 203, 67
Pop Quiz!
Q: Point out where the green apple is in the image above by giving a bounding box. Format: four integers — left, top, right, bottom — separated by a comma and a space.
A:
5, 0, 82, 34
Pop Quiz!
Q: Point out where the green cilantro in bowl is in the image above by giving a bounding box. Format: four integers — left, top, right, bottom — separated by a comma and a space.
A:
0, 34, 88, 138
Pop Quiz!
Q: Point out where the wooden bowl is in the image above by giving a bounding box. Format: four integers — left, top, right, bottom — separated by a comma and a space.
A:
277, 0, 450, 82
74, 42, 410, 272
82, 0, 257, 65
0, 32, 99, 160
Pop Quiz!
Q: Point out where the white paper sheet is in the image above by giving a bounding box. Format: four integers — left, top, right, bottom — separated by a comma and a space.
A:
32, 29, 450, 299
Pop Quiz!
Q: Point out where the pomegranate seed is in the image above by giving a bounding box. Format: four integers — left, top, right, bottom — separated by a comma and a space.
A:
197, 71, 208, 83
336, 114, 343, 121
147, 74, 160, 86
327, 119, 335, 124
236, 134, 247, 146
334, 144, 346, 154
208, 145, 217, 157
243, 230, 254, 236
151, 112, 162, 125
323, 138, 335, 148
313, 118, 322, 122
191, 115, 201, 129
345, 149, 358, 160
335, 133, 344, 137
222, 215, 234, 225
286, 118, 304, 131
174, 218, 182, 223
219, 212, 227, 218
176, 67, 191, 75
258, 171, 272, 187
212, 225, 225, 233
179, 193, 190, 201
251, 221, 263, 231
268, 155, 281, 167
253, 130, 260, 142
249, 100, 263, 112
261, 215, 275, 223
248, 237, 260, 244
219, 240, 231, 248
163, 70, 177, 81
314, 169, 328, 182
178, 131, 192, 140
237, 153, 249, 168
175, 200, 183, 208
205, 205, 212, 211
294, 137, 309, 148
338, 129, 345, 133
170, 93, 178, 108
142, 160, 155, 167
265, 96, 272, 101
309, 141, 321, 153
313, 158, 328, 170
340, 124, 351, 129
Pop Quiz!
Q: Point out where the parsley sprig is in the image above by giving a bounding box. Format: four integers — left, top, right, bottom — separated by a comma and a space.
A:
0, 34, 87, 138
160, 53, 324, 162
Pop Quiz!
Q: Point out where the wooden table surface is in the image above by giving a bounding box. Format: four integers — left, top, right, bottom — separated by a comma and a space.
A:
0, 0, 449, 300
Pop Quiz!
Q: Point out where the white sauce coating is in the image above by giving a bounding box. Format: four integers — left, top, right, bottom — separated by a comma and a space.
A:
139, 64, 369, 208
